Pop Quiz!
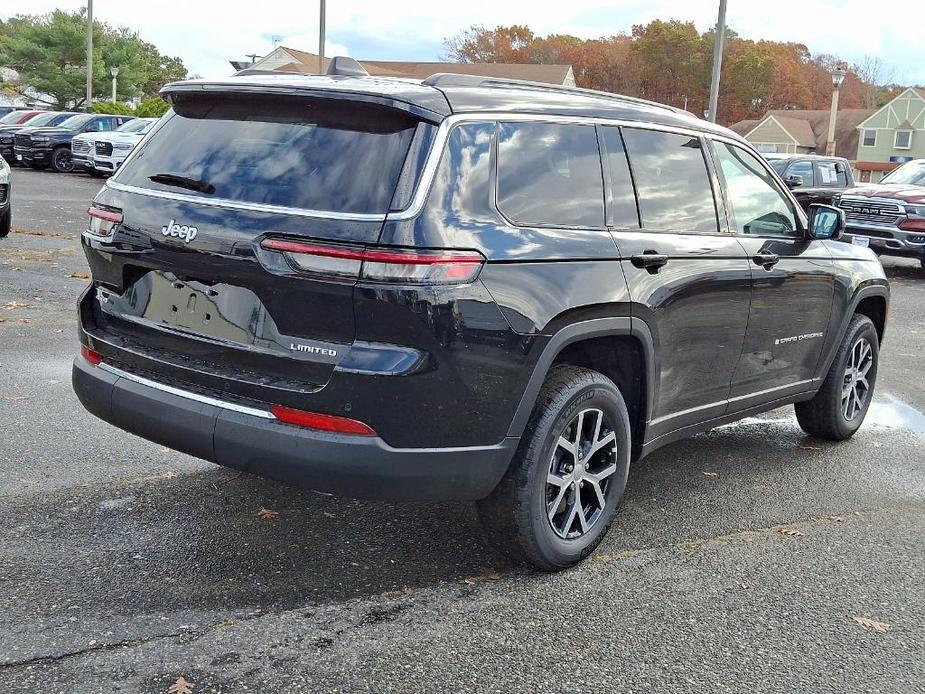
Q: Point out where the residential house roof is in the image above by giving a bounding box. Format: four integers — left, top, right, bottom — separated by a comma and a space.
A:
231, 47, 575, 85
731, 108, 876, 158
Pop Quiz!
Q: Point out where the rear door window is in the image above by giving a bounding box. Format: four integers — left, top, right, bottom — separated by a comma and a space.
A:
496, 122, 604, 228
622, 128, 718, 233
816, 160, 847, 186
116, 95, 420, 214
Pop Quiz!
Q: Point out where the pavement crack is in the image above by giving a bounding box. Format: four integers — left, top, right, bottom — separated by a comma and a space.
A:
0, 629, 190, 670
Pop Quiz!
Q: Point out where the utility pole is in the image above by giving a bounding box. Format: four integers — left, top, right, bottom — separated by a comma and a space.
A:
85, 0, 93, 111
707, 0, 727, 123
318, 0, 326, 74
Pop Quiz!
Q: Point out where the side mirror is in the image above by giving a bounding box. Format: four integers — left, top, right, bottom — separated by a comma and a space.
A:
785, 174, 803, 189
807, 204, 845, 240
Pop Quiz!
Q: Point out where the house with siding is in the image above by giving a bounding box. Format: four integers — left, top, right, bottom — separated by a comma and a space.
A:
730, 109, 875, 161
230, 47, 576, 86
854, 88, 925, 182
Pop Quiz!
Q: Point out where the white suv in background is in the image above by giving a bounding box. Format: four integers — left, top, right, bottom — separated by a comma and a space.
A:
73, 118, 157, 177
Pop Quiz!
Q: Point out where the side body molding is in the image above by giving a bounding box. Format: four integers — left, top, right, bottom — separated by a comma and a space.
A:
506, 316, 657, 439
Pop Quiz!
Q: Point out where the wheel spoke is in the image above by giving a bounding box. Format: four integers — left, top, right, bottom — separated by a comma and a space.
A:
587, 431, 617, 460
588, 462, 618, 482
588, 478, 606, 508
575, 500, 589, 533
547, 484, 570, 525
547, 472, 569, 488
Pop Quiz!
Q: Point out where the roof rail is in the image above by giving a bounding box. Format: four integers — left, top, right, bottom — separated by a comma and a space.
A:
422, 72, 682, 114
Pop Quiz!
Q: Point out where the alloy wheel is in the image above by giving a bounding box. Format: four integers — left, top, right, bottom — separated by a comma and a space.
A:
842, 337, 873, 421
53, 149, 73, 173
546, 408, 619, 539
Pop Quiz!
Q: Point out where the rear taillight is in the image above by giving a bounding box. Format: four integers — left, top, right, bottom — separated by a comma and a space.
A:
80, 345, 103, 366
260, 238, 484, 285
270, 405, 376, 436
87, 206, 123, 238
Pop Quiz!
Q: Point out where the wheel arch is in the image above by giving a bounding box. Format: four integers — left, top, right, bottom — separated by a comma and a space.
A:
817, 283, 889, 380
507, 317, 656, 461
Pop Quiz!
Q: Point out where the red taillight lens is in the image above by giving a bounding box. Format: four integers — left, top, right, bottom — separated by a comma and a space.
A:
270, 405, 376, 436
80, 345, 103, 366
87, 206, 123, 238
899, 218, 925, 232
260, 238, 484, 285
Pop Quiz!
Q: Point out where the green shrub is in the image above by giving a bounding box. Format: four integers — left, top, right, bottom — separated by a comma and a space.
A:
134, 97, 170, 118
91, 101, 135, 116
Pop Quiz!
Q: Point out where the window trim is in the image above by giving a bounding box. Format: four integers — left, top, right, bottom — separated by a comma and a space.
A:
597, 124, 641, 230
894, 129, 913, 150
862, 129, 877, 147
708, 139, 805, 240
493, 119, 608, 231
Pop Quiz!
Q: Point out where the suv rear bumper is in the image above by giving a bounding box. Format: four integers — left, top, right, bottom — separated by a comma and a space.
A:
73, 355, 517, 501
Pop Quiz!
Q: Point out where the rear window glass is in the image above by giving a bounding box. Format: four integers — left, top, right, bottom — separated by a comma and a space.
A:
622, 128, 718, 233
497, 122, 604, 228
116, 95, 420, 214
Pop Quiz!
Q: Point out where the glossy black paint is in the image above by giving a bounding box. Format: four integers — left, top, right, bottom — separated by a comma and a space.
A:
74, 75, 890, 500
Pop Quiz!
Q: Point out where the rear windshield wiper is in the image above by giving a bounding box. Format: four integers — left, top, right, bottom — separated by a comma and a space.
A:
148, 173, 215, 195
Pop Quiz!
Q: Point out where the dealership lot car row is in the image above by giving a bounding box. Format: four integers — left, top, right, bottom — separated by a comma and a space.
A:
67, 60, 889, 571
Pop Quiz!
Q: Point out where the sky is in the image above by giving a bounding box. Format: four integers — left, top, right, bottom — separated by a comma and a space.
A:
4, 0, 924, 85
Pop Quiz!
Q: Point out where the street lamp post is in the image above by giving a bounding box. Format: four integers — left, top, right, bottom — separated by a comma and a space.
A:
85, 0, 93, 112
826, 66, 847, 156
111, 67, 119, 103
318, 0, 326, 74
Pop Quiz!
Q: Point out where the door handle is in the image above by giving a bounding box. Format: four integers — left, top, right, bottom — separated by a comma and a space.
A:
752, 252, 780, 269
631, 252, 669, 272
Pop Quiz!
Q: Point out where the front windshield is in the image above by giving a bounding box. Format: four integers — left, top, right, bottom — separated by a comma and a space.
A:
21, 112, 59, 127
0, 111, 30, 124
881, 161, 925, 186
116, 119, 151, 133
56, 114, 94, 130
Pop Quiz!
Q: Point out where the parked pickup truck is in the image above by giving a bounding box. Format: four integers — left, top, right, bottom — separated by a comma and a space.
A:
832, 159, 925, 268
765, 153, 855, 212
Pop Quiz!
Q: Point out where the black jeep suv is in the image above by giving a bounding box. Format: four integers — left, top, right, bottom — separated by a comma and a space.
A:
73, 62, 889, 570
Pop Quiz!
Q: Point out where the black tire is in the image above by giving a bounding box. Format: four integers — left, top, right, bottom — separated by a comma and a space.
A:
0, 207, 9, 238
795, 314, 878, 440
477, 365, 631, 571
50, 146, 74, 173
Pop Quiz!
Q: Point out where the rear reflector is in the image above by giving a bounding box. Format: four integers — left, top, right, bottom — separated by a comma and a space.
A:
270, 404, 376, 436
260, 238, 484, 284
80, 345, 103, 366
87, 206, 123, 237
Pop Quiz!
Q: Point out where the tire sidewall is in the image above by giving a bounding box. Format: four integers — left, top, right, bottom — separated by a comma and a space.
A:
52, 147, 73, 173
525, 379, 631, 568
832, 318, 879, 437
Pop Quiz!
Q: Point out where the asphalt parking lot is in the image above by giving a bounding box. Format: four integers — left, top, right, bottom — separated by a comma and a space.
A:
1, 167, 924, 693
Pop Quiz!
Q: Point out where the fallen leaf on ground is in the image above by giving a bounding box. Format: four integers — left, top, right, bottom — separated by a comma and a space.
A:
68, 271, 91, 280
2, 300, 30, 310
800, 445, 821, 450
322, 511, 336, 518
702, 471, 718, 477
461, 569, 502, 585
850, 615, 892, 633
256, 506, 279, 519
776, 527, 804, 536
168, 676, 194, 694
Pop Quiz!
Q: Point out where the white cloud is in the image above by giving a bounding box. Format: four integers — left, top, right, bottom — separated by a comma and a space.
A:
3, 0, 924, 83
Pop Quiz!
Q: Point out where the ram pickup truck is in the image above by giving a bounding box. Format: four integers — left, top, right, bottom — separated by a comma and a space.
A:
833, 159, 925, 267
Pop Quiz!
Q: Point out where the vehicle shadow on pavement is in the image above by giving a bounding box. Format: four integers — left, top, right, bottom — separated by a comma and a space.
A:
3, 411, 910, 624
